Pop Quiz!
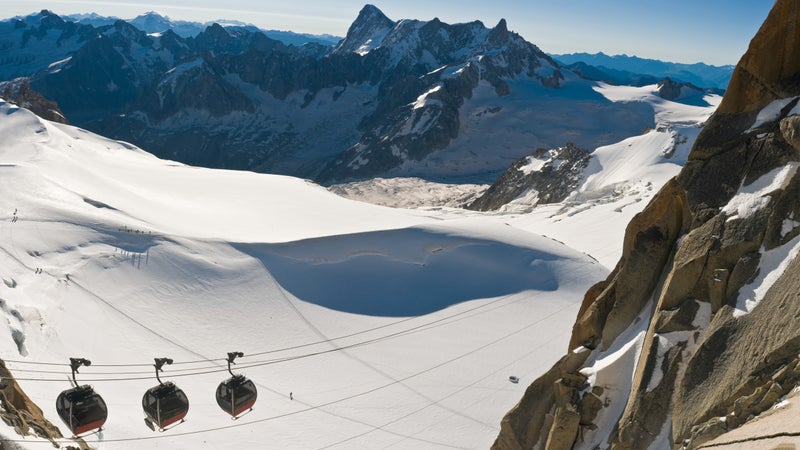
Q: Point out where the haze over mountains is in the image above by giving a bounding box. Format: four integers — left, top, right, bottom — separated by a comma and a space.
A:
552, 52, 734, 90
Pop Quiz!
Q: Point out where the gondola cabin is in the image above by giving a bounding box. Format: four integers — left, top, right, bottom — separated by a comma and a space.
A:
56, 385, 108, 436
216, 375, 257, 418
142, 382, 189, 430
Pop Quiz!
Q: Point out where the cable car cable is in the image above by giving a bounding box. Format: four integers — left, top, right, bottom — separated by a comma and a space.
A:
3, 259, 600, 371
0, 295, 575, 446
3, 262, 602, 381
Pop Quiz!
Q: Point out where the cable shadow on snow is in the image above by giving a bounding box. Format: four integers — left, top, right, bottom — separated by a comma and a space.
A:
234, 227, 562, 317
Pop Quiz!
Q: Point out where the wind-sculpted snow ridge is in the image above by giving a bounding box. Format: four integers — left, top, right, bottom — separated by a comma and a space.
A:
0, 99, 612, 449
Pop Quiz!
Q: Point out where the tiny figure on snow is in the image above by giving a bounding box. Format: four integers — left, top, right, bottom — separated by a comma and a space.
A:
289, 392, 293, 400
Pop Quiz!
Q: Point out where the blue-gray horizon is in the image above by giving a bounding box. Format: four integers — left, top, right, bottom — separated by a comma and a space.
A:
0, 0, 775, 66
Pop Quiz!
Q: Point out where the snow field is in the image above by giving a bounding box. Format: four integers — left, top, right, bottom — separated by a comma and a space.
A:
0, 101, 608, 449
0, 75, 723, 448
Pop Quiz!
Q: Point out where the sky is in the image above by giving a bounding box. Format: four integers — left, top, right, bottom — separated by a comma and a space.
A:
0, 0, 777, 66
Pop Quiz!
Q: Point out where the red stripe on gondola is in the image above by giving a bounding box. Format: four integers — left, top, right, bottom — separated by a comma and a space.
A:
159, 410, 188, 429
73, 417, 106, 436
233, 399, 256, 416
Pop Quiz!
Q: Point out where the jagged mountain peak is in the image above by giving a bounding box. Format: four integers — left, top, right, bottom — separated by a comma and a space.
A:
334, 5, 537, 72
129, 11, 173, 32
356, 4, 393, 25
104, 18, 150, 42
717, 0, 800, 114
487, 18, 509, 45
494, 18, 508, 32
335, 4, 396, 54
26, 9, 67, 27
203, 22, 231, 36
138, 11, 167, 19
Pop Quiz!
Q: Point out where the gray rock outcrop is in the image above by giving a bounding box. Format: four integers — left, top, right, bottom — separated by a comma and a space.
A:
467, 143, 590, 211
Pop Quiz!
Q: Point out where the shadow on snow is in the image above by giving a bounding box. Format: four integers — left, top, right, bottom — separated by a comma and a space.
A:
234, 227, 562, 317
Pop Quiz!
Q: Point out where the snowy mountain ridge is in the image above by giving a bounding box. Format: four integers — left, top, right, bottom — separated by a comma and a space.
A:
552, 51, 735, 89
62, 9, 341, 45
0, 6, 712, 184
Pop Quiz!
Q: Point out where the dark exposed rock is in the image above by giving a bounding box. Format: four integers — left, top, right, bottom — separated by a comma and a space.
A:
5, 6, 662, 183
654, 298, 701, 333
467, 143, 590, 212
0, 78, 67, 123
334, 4, 395, 54
656, 77, 723, 102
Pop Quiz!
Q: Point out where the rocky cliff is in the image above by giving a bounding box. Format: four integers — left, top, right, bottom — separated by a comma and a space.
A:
0, 359, 84, 449
0, 78, 67, 124
494, 1, 800, 449
467, 143, 590, 212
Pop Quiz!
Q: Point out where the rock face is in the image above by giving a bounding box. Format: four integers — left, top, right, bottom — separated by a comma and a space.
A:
494, 2, 800, 449
467, 143, 590, 211
0, 78, 67, 124
0, 359, 85, 448
655, 77, 723, 102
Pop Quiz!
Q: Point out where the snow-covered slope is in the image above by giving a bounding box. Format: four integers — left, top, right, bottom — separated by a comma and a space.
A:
0, 100, 609, 449
335, 81, 720, 270
493, 84, 718, 268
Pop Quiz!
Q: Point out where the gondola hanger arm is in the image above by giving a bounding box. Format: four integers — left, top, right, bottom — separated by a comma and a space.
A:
153, 357, 173, 385
226, 352, 243, 377
69, 357, 91, 386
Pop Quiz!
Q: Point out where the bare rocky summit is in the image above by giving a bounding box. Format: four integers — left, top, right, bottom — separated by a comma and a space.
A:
0, 78, 67, 124
494, 1, 800, 449
467, 143, 590, 212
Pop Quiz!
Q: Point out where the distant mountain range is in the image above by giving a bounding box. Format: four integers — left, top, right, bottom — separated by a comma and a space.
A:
551, 52, 734, 89
46, 10, 340, 45
1, 6, 723, 184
